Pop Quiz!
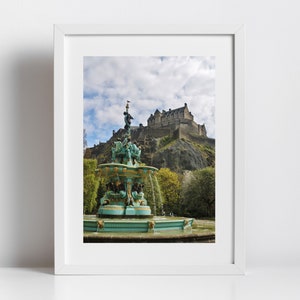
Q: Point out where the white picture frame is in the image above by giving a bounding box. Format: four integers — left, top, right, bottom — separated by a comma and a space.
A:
54, 24, 245, 275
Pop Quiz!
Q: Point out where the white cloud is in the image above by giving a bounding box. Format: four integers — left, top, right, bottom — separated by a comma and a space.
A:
84, 56, 215, 145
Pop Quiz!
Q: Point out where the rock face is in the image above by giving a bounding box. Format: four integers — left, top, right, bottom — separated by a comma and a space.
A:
151, 139, 213, 173
85, 131, 215, 173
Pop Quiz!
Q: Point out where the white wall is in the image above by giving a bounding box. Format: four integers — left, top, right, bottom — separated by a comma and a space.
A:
0, 0, 299, 267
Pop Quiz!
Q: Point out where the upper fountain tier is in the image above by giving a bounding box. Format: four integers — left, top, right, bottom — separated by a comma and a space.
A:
111, 100, 145, 167
98, 101, 158, 178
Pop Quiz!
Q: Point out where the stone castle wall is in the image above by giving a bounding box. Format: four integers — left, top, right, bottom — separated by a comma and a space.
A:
147, 104, 207, 138
131, 126, 171, 142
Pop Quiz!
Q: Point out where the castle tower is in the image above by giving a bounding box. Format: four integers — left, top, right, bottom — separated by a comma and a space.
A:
183, 103, 194, 121
153, 109, 162, 127
147, 109, 162, 128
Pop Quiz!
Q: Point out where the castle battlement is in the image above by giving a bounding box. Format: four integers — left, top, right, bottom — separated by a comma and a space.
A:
146, 103, 207, 138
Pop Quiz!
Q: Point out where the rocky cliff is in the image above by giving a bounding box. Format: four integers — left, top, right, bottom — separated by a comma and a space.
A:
85, 129, 215, 173
151, 138, 214, 173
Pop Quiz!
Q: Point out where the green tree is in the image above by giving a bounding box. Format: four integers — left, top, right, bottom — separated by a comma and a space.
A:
83, 159, 99, 214
156, 168, 181, 215
96, 175, 109, 205
182, 167, 215, 218
83, 129, 87, 152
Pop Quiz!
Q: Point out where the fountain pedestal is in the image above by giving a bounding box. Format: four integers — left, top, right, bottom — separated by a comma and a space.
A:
96, 163, 157, 218
98, 205, 152, 218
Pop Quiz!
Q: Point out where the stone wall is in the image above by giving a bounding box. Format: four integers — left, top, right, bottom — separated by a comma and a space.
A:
147, 104, 207, 138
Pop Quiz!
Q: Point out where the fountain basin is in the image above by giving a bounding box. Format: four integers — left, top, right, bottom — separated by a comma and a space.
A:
97, 163, 158, 178
84, 216, 193, 233
98, 205, 152, 217
83, 217, 215, 243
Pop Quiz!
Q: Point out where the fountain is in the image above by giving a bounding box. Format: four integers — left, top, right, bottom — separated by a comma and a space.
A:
83, 101, 216, 242
96, 101, 159, 218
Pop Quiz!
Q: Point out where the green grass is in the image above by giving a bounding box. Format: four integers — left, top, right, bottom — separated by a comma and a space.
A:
192, 219, 215, 234
158, 136, 176, 151
193, 142, 215, 166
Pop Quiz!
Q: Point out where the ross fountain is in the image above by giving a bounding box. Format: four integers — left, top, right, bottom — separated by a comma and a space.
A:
96, 100, 159, 218
83, 101, 214, 241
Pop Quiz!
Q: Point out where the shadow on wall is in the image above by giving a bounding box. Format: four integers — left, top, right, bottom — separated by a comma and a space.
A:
11, 52, 54, 267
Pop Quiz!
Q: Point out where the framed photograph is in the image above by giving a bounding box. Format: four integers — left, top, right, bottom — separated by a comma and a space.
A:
54, 25, 245, 274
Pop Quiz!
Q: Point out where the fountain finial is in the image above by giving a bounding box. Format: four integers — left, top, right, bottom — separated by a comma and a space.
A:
126, 100, 130, 112
111, 101, 141, 166
124, 100, 133, 138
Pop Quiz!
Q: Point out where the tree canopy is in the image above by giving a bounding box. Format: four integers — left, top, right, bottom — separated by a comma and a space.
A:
83, 159, 99, 214
182, 167, 215, 218
156, 168, 181, 215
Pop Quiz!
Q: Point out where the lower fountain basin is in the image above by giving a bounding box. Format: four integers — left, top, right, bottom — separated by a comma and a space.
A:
83, 216, 215, 243
84, 215, 193, 233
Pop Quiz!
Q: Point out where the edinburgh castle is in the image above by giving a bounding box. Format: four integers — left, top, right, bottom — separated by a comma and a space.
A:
147, 103, 207, 137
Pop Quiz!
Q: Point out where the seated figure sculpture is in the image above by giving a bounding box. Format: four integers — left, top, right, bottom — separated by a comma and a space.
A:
112, 139, 125, 163
112, 136, 141, 166
130, 141, 141, 163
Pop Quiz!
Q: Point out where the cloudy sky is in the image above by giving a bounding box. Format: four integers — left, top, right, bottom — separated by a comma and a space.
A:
84, 56, 215, 146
